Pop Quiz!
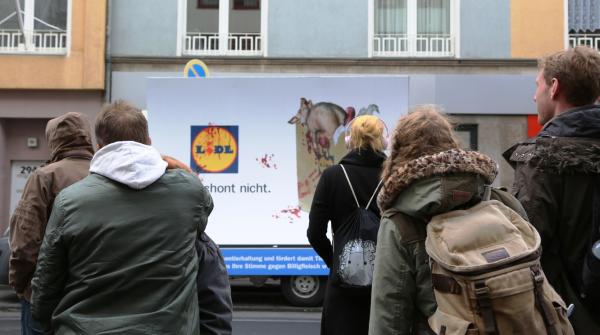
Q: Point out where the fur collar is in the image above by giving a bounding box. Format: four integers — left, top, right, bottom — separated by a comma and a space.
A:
377, 149, 498, 211
507, 137, 600, 174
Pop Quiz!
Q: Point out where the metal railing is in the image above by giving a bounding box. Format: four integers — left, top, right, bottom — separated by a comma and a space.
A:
569, 33, 600, 51
184, 32, 262, 56
0, 29, 67, 54
373, 34, 454, 57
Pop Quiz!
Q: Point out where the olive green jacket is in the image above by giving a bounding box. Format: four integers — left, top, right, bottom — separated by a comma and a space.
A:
31, 142, 213, 335
369, 149, 501, 335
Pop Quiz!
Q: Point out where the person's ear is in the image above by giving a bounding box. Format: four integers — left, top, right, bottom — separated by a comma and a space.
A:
550, 78, 559, 99
147, 137, 152, 146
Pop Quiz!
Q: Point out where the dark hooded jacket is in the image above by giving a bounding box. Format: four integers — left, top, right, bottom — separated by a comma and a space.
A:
9, 112, 94, 301
503, 105, 600, 335
369, 149, 505, 335
308, 148, 386, 335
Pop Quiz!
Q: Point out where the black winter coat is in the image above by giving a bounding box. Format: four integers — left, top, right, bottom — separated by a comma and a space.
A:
196, 232, 233, 335
307, 149, 386, 335
504, 105, 600, 335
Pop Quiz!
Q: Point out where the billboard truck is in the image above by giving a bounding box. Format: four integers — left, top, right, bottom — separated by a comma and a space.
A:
146, 76, 409, 306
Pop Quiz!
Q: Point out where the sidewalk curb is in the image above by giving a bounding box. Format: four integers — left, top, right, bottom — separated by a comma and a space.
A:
234, 305, 322, 313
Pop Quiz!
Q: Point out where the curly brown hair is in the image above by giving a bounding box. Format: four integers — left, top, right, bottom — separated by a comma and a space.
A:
381, 105, 460, 182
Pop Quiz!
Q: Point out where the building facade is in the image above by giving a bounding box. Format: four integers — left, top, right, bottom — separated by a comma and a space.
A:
108, 0, 566, 194
0, 0, 106, 232
0, 0, 585, 232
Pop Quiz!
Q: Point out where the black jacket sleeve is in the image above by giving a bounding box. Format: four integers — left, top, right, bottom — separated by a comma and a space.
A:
196, 233, 233, 335
307, 168, 334, 268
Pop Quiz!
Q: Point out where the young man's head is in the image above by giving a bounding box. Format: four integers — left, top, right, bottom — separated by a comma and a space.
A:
95, 100, 150, 148
535, 46, 600, 125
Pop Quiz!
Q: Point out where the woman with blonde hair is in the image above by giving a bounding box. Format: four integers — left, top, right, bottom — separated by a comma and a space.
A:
368, 105, 499, 335
308, 115, 387, 335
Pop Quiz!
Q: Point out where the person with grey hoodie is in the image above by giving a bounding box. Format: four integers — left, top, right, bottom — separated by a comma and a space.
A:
30, 101, 212, 335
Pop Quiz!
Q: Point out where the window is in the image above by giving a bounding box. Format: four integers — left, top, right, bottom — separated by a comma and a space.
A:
184, 0, 263, 56
568, 0, 600, 51
0, 0, 70, 54
373, 0, 455, 57
455, 124, 478, 150
197, 0, 218, 9
233, 0, 259, 10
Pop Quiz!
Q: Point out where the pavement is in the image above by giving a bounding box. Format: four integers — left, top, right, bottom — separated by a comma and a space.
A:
0, 283, 322, 335
0, 286, 19, 313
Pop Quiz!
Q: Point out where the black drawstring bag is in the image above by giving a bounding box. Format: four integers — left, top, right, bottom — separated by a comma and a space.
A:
331, 164, 382, 288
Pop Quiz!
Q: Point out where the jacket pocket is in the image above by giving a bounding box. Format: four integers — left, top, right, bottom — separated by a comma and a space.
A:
428, 310, 478, 335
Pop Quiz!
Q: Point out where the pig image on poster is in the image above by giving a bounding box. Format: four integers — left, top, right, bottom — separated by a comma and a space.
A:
288, 97, 380, 212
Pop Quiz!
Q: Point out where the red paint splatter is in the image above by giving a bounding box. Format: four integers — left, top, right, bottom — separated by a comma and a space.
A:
256, 154, 277, 169
274, 206, 302, 223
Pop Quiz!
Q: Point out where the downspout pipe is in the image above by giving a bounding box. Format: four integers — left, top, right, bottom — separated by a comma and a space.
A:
104, 0, 112, 103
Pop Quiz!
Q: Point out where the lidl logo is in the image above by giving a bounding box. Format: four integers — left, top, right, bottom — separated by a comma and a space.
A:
191, 125, 239, 173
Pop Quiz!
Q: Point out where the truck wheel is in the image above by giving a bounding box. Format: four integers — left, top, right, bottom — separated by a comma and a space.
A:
281, 275, 326, 307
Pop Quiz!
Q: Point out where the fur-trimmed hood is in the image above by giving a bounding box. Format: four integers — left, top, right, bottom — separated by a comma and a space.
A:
503, 105, 600, 174
504, 136, 600, 174
377, 149, 498, 212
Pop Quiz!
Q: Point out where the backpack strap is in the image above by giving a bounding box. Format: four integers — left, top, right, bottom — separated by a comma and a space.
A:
482, 184, 492, 201
340, 164, 360, 208
474, 281, 498, 335
531, 265, 559, 335
340, 164, 383, 209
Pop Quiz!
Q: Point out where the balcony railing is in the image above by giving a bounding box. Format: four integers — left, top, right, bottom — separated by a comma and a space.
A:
373, 34, 454, 57
569, 33, 600, 51
184, 32, 262, 56
0, 29, 67, 54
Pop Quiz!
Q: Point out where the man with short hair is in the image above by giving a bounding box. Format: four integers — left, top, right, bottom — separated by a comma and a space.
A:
31, 100, 212, 335
504, 46, 600, 334
9, 112, 94, 335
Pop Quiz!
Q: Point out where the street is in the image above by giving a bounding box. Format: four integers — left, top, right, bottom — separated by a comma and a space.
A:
0, 283, 321, 334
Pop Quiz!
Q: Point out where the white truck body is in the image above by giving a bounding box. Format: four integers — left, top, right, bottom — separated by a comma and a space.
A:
146, 76, 408, 295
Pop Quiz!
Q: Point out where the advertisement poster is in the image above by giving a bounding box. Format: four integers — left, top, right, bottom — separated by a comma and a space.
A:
147, 76, 408, 275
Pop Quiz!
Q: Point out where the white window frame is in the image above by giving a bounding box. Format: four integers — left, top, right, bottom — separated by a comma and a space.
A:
369, 0, 460, 58
179, 0, 267, 57
0, 0, 71, 55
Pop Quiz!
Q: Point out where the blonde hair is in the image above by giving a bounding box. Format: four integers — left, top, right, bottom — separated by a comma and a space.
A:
348, 115, 386, 152
381, 105, 460, 182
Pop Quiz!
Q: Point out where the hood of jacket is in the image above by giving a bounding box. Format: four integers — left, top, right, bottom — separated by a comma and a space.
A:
339, 148, 386, 167
45, 112, 94, 163
538, 104, 600, 138
377, 149, 498, 217
503, 105, 600, 174
90, 141, 168, 189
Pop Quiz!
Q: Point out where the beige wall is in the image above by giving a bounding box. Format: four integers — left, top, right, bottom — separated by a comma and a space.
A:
0, 0, 106, 90
0, 91, 103, 232
452, 115, 529, 190
511, 0, 565, 58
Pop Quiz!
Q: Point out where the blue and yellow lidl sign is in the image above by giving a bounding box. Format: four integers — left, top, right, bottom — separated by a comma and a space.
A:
191, 125, 238, 173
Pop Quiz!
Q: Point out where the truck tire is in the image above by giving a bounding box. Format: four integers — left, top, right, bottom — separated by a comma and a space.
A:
281, 275, 326, 307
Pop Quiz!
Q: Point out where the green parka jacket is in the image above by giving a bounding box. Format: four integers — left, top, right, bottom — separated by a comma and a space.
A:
369, 149, 502, 335
31, 141, 213, 335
